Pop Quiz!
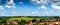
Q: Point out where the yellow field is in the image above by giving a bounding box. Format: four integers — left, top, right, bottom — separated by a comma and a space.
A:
8, 17, 40, 21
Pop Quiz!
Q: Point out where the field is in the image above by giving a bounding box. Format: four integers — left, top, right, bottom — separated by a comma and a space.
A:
8, 17, 40, 21
0, 16, 60, 25
0, 16, 59, 21
0, 16, 59, 23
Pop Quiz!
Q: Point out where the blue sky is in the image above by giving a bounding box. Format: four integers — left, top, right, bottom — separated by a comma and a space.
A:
0, 0, 60, 16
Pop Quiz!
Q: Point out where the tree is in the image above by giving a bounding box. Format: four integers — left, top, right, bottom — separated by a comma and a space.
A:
54, 16, 60, 21
32, 19, 37, 23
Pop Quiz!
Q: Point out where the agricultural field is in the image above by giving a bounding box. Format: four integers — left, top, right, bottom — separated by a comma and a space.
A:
0, 16, 60, 25
7, 17, 40, 21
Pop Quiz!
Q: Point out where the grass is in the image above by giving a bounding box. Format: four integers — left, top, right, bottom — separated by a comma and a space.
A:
7, 17, 40, 21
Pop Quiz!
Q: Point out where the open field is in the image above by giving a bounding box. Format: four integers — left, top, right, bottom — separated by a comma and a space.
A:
0, 16, 60, 20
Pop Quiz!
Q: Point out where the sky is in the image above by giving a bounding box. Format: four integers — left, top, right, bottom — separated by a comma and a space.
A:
0, 0, 60, 16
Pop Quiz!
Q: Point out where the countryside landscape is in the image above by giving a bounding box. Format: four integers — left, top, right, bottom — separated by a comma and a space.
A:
0, 16, 60, 25
0, 0, 60, 25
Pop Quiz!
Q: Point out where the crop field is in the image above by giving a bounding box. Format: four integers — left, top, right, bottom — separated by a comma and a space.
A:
7, 17, 40, 21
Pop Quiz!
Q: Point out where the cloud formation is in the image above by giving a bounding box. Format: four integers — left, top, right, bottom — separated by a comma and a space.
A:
31, 11, 39, 14
50, 11, 54, 14
30, 0, 40, 4
40, 0, 48, 4
19, 2, 23, 4
43, 12, 49, 15
41, 5, 47, 9
12, 12, 16, 14
1, 13, 4, 16
49, 0, 60, 4
0, 6, 4, 10
51, 4, 60, 9
30, 0, 48, 4
43, 11, 54, 15
5, 0, 16, 8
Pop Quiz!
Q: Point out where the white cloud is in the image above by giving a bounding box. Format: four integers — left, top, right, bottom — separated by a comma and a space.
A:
11, 11, 16, 16
43, 12, 49, 15
31, 12, 35, 14
49, 0, 60, 4
12, 15, 16, 16
26, 12, 31, 14
41, 5, 47, 9
30, 0, 48, 4
51, 4, 60, 9
12, 12, 16, 14
0, 6, 4, 10
1, 13, 4, 15
43, 11, 54, 15
31, 0, 35, 1
50, 11, 54, 14
31, 11, 39, 14
19, 2, 23, 4
25, 11, 39, 15
40, 0, 48, 4
35, 11, 39, 13
5, 0, 16, 8
30, 0, 40, 4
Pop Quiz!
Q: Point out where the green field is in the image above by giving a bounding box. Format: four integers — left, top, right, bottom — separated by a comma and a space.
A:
0, 16, 60, 21
8, 17, 40, 21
